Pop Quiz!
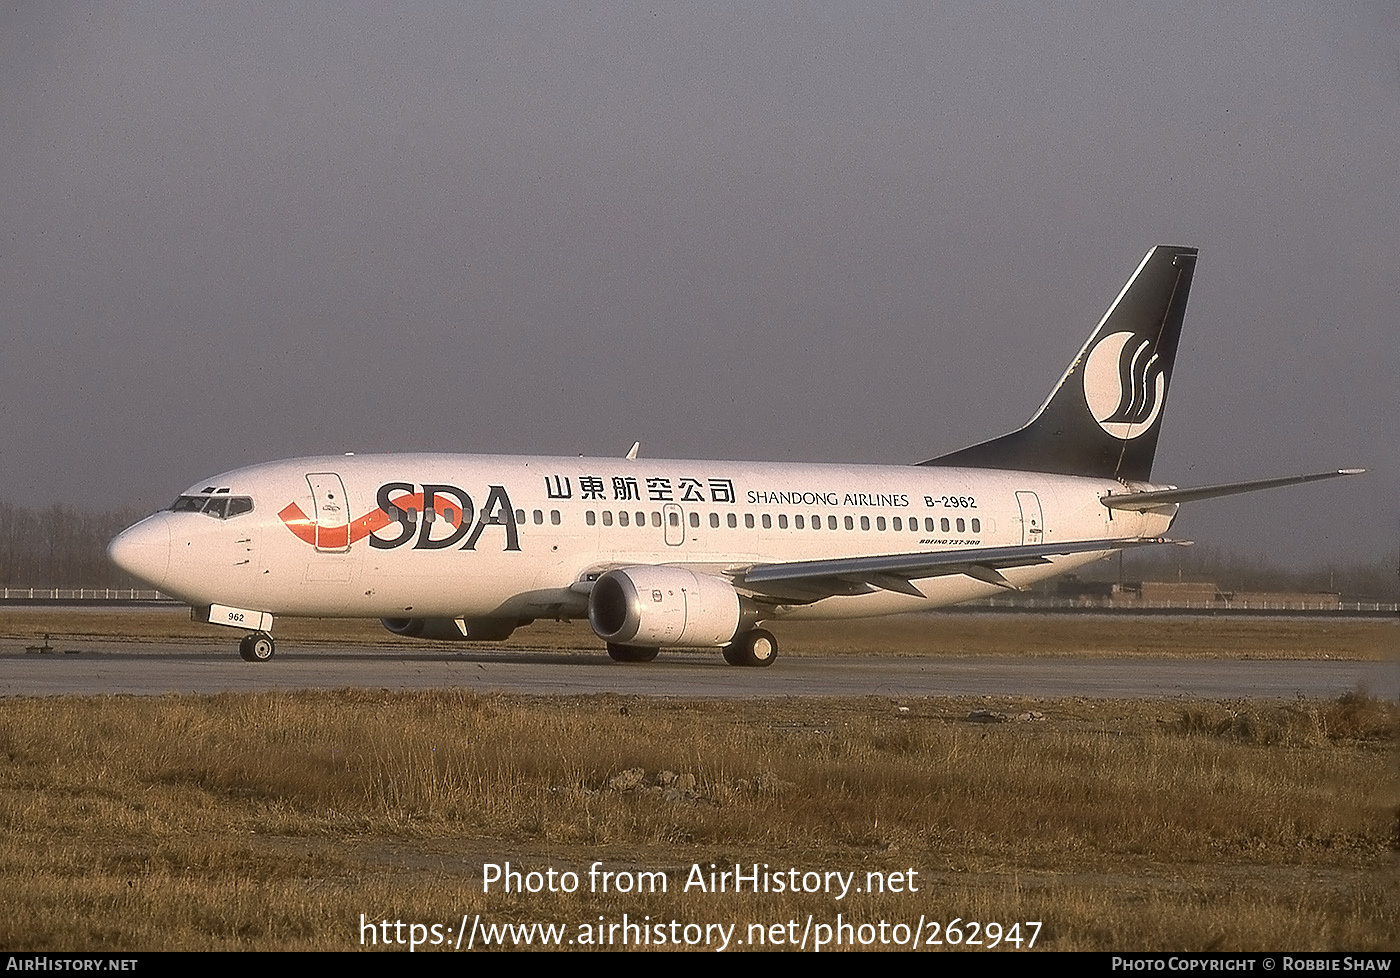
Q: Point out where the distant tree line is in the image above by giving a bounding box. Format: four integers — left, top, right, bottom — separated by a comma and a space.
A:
0, 502, 146, 589
1070, 544, 1400, 603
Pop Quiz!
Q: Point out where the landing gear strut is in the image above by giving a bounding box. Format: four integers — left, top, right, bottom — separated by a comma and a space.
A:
238, 632, 275, 662
722, 628, 778, 667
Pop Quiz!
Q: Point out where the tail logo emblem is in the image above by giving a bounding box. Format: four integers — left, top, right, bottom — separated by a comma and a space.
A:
1082, 331, 1165, 440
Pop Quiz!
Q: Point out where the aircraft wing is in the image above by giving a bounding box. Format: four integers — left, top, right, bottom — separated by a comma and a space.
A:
731, 536, 1173, 603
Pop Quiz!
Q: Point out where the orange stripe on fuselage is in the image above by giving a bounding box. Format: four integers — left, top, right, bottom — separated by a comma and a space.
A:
278, 491, 457, 547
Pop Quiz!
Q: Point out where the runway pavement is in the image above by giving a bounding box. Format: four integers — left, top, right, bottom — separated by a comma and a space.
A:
2, 637, 1395, 698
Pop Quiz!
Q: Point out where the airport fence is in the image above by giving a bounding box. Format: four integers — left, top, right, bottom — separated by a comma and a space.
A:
969, 596, 1399, 614
0, 588, 176, 603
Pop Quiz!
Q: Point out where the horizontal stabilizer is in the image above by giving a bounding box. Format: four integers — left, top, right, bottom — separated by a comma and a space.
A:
1101, 469, 1364, 511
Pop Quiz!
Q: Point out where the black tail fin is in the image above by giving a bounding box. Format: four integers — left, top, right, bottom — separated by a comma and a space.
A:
922, 245, 1198, 481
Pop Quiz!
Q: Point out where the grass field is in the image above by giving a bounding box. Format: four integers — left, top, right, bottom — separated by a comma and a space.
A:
0, 610, 1395, 951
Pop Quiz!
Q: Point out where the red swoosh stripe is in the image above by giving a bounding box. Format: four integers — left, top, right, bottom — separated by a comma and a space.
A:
278, 491, 461, 547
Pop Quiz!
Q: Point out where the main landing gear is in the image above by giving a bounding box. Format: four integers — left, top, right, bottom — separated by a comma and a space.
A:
722, 628, 778, 668
607, 643, 660, 663
238, 632, 275, 662
605, 629, 779, 667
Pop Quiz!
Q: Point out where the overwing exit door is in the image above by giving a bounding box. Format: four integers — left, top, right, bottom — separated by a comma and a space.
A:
662, 504, 685, 547
1015, 491, 1044, 546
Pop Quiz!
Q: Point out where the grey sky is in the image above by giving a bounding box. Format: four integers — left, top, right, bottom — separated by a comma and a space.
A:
3, 2, 1396, 568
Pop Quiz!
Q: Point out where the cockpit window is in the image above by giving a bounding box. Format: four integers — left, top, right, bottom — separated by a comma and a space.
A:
169, 495, 255, 519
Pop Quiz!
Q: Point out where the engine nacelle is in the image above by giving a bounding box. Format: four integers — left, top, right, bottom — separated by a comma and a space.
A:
380, 617, 520, 642
588, 566, 741, 648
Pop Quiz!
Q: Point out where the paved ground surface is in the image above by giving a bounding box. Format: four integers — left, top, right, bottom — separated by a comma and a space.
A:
3, 638, 1395, 698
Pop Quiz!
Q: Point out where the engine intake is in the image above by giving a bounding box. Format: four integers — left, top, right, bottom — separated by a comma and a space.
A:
588, 566, 741, 648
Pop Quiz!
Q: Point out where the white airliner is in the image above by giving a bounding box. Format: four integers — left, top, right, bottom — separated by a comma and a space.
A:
108, 246, 1361, 665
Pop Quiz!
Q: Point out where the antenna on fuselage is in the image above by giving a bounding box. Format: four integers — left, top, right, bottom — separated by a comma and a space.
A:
625, 442, 640, 460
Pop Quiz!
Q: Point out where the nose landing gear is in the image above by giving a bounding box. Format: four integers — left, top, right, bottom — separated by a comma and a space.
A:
238, 632, 276, 662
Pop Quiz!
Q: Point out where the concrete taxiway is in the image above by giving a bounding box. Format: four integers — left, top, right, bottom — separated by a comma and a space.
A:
2, 639, 1395, 698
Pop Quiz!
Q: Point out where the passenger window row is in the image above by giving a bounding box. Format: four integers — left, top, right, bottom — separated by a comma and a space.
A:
581, 510, 982, 534
398, 506, 983, 536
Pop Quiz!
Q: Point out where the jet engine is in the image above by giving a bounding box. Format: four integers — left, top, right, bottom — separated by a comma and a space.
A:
380, 617, 520, 642
588, 566, 741, 648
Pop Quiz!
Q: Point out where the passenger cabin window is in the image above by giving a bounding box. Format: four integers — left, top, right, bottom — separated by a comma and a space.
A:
971, 518, 980, 533
689, 512, 700, 528
745, 514, 755, 529
550, 510, 561, 525
710, 513, 720, 528
586, 511, 597, 526
727, 513, 738, 529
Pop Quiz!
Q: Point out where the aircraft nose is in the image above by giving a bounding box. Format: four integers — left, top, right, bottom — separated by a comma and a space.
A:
107, 517, 171, 589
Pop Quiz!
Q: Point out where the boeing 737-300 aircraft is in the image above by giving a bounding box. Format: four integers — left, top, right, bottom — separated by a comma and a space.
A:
108, 246, 1361, 664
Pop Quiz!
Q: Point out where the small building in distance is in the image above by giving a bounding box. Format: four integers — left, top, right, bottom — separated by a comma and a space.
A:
1136, 581, 1225, 606
1047, 576, 1342, 611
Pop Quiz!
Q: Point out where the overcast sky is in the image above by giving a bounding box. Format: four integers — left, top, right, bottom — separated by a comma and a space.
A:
3, 2, 1396, 569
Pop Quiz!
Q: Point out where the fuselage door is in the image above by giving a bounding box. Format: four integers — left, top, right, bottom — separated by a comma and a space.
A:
663, 503, 685, 547
1015, 491, 1044, 546
307, 473, 352, 552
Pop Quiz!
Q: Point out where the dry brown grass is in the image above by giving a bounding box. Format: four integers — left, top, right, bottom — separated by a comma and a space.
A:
1171, 692, 1400, 747
0, 690, 1394, 950
2, 606, 1396, 660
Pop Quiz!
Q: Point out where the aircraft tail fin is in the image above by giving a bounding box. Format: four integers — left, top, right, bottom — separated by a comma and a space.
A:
921, 245, 1198, 481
